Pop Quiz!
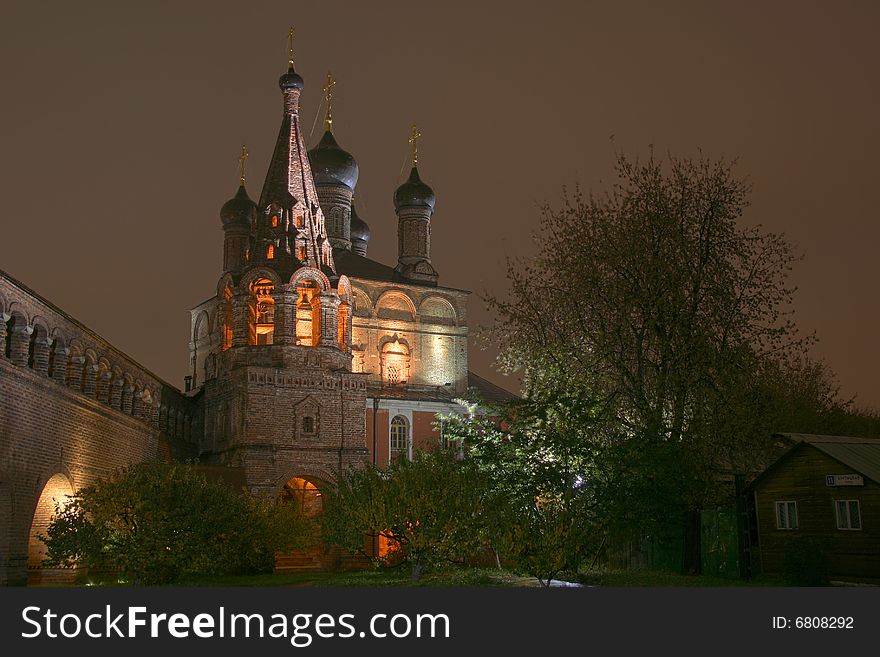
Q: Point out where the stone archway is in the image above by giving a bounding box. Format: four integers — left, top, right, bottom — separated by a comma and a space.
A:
278, 476, 325, 518
275, 474, 329, 572
28, 473, 75, 585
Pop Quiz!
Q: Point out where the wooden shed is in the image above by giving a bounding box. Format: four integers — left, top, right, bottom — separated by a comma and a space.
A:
749, 433, 880, 581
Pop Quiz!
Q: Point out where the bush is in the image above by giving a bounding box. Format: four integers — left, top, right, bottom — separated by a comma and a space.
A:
42, 461, 310, 585
782, 536, 830, 586
321, 449, 492, 580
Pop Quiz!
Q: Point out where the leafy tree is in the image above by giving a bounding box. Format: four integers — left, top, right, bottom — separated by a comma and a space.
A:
41, 461, 310, 585
441, 385, 607, 584
484, 152, 828, 505
499, 492, 596, 586
321, 449, 492, 580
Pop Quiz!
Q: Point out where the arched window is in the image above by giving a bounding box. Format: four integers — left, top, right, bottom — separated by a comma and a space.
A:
337, 302, 350, 351
26, 326, 39, 369
381, 339, 410, 385
390, 415, 410, 462
249, 278, 275, 345
47, 337, 62, 379
4, 314, 16, 359
222, 286, 233, 350
295, 280, 321, 346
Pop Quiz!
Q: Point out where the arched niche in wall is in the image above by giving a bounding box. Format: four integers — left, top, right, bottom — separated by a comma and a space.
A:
419, 296, 457, 325
375, 291, 416, 322
379, 335, 411, 385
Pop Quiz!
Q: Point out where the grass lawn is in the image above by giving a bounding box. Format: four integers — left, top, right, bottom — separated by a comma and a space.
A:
36, 567, 800, 587
575, 569, 787, 587
176, 567, 523, 587
178, 568, 790, 587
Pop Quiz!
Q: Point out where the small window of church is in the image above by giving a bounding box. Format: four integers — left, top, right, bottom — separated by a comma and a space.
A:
222, 286, 233, 350
337, 302, 350, 351
249, 278, 275, 345
390, 415, 409, 462
271, 215, 279, 227
295, 279, 321, 346
267, 244, 274, 259
302, 416, 315, 435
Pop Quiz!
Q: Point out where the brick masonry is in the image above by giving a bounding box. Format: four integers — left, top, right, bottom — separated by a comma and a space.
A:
0, 270, 196, 585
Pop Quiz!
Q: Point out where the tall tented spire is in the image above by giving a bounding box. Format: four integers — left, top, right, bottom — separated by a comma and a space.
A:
257, 29, 334, 274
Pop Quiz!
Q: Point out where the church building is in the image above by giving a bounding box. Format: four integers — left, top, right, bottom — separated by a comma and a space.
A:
186, 40, 493, 499
0, 35, 513, 584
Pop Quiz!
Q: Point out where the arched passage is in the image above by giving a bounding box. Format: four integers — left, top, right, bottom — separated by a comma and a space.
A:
28, 473, 74, 583
279, 476, 325, 518
275, 475, 328, 572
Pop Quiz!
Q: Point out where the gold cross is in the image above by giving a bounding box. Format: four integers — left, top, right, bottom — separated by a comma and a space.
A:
408, 124, 422, 167
322, 71, 336, 132
287, 27, 296, 69
239, 144, 248, 184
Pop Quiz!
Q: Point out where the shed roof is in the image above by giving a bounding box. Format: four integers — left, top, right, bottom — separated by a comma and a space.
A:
773, 433, 880, 485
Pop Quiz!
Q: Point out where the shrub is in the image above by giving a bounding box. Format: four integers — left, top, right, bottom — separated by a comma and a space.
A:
41, 461, 310, 585
782, 536, 830, 586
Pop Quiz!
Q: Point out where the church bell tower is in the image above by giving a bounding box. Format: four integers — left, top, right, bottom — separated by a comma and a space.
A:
188, 29, 368, 497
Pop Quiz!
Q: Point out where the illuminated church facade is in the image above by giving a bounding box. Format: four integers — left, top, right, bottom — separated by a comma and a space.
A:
185, 49, 488, 497
0, 37, 514, 583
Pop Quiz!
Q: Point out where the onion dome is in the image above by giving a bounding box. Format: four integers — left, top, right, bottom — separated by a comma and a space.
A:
394, 166, 435, 212
220, 185, 256, 226
279, 66, 304, 91
350, 204, 370, 255
308, 130, 359, 190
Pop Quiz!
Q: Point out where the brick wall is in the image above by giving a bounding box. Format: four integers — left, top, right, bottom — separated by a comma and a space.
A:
198, 348, 369, 496
0, 270, 196, 585
349, 279, 468, 394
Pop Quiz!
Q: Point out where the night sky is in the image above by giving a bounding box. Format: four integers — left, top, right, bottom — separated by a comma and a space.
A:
1, 2, 878, 407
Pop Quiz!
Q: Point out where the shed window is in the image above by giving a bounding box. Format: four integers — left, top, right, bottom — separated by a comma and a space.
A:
835, 500, 861, 530
775, 501, 798, 530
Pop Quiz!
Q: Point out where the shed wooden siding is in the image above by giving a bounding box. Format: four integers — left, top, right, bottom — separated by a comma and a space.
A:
753, 445, 880, 579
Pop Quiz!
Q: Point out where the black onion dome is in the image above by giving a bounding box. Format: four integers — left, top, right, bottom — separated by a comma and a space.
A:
394, 166, 435, 212
220, 185, 256, 226
350, 204, 370, 243
308, 130, 359, 190
279, 67, 304, 90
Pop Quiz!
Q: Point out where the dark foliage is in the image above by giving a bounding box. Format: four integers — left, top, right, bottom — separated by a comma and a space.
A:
42, 461, 310, 585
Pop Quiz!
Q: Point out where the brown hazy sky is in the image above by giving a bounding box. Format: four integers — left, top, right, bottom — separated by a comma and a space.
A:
1, 1, 878, 407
